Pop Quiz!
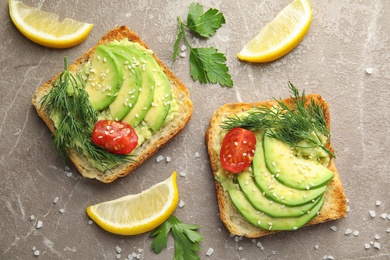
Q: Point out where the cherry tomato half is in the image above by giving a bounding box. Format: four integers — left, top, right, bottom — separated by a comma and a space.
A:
220, 128, 257, 173
92, 120, 138, 155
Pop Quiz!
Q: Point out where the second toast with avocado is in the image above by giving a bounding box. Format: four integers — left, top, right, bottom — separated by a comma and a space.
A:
206, 85, 347, 238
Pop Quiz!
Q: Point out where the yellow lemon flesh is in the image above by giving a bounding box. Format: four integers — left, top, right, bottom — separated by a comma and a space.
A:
8, 0, 93, 48
87, 171, 179, 236
237, 0, 312, 63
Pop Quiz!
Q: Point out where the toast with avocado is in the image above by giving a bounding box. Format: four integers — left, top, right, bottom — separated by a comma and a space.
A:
206, 84, 347, 238
32, 25, 193, 183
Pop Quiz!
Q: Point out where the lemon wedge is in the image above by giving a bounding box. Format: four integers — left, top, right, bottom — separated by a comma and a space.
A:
87, 172, 179, 236
237, 0, 312, 63
8, 0, 93, 48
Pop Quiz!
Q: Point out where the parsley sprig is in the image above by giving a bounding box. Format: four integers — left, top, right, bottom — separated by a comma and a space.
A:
151, 215, 203, 260
173, 3, 233, 87
221, 82, 335, 157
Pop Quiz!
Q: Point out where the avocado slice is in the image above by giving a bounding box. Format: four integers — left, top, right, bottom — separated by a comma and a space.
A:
109, 43, 172, 132
227, 183, 325, 231
85, 45, 123, 111
106, 44, 155, 127
107, 52, 142, 121
237, 170, 321, 218
263, 132, 334, 190
253, 132, 326, 206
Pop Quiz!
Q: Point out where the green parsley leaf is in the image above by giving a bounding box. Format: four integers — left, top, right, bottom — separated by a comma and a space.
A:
150, 215, 202, 260
173, 3, 233, 87
187, 3, 225, 38
190, 47, 233, 87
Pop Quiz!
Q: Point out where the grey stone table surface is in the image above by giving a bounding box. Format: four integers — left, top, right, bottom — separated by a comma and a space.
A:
1, 0, 389, 259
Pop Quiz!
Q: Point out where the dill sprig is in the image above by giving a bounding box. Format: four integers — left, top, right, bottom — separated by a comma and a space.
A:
40, 57, 132, 170
220, 82, 335, 158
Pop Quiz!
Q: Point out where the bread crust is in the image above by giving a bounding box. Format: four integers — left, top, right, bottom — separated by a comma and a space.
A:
206, 95, 347, 238
32, 25, 193, 183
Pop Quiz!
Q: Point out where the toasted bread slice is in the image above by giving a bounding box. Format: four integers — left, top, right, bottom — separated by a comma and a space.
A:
206, 94, 347, 238
32, 25, 193, 183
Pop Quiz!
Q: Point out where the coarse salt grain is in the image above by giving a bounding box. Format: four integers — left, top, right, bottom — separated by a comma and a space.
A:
374, 242, 381, 249
345, 228, 352, 235
156, 155, 164, 162
179, 200, 186, 208
179, 172, 187, 177
53, 197, 59, 204
166, 156, 171, 162
59, 209, 65, 214
256, 242, 264, 250
369, 210, 376, 218
365, 67, 374, 74
386, 228, 390, 233
195, 152, 201, 158
375, 200, 381, 206
314, 245, 319, 250
374, 234, 380, 240
116, 245, 122, 253
380, 213, 388, 219
206, 247, 214, 256
30, 215, 35, 221
34, 250, 40, 256
364, 243, 371, 249
330, 226, 337, 231
36, 220, 43, 229
353, 230, 359, 236
88, 220, 93, 225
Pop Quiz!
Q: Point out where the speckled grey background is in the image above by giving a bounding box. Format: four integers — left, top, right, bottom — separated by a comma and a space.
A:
1, 0, 389, 259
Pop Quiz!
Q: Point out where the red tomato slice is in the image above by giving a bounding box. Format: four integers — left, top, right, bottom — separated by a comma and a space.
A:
220, 128, 257, 173
92, 120, 138, 155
